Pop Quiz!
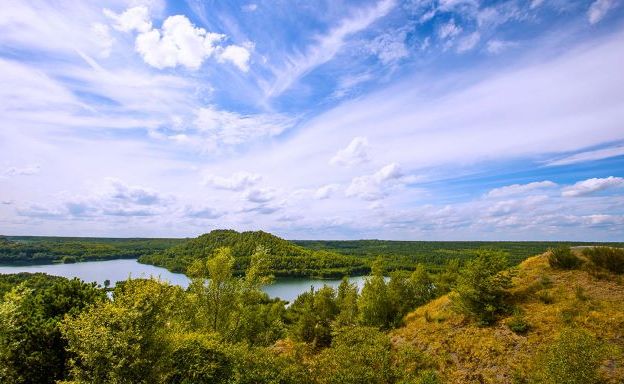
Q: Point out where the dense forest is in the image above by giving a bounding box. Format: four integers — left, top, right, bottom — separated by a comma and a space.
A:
1, 245, 623, 383
138, 230, 369, 278
0, 236, 185, 265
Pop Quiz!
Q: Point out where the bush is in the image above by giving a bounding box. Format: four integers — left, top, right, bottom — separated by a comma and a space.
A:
547, 247, 581, 270
451, 250, 512, 325
583, 246, 624, 274
533, 328, 608, 384
507, 309, 530, 334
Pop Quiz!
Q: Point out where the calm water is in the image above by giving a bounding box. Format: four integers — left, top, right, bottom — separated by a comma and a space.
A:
0, 259, 368, 302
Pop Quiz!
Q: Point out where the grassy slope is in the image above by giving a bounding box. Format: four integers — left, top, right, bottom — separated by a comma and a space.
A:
391, 252, 624, 383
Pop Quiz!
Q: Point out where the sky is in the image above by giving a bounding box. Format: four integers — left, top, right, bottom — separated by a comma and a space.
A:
1, 0, 623, 241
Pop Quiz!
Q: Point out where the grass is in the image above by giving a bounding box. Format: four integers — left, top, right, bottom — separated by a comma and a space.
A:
390, 250, 624, 383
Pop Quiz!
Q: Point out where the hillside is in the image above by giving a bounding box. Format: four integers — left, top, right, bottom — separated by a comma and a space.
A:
390, 251, 624, 383
138, 229, 368, 278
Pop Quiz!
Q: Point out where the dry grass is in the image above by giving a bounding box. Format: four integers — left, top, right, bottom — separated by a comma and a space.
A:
391, 252, 624, 383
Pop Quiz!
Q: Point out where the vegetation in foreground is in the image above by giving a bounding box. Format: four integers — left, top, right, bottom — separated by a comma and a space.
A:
0, 244, 623, 383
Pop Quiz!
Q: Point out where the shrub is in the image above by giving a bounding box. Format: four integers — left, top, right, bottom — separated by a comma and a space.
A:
451, 250, 512, 325
507, 309, 530, 334
533, 328, 608, 384
583, 246, 624, 274
547, 246, 581, 270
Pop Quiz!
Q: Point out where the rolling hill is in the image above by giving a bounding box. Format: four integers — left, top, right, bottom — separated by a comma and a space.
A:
138, 229, 368, 278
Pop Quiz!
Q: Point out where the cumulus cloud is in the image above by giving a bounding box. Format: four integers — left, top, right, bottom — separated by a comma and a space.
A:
217, 43, 253, 71
588, 0, 617, 24
330, 137, 371, 167
106, 7, 251, 71
105, 177, 166, 206
194, 106, 293, 147
486, 181, 557, 198
202, 172, 261, 191
346, 163, 406, 200
134, 15, 225, 70
562, 176, 624, 197
104, 6, 152, 33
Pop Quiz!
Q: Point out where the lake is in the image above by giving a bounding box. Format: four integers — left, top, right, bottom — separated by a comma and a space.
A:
0, 259, 369, 303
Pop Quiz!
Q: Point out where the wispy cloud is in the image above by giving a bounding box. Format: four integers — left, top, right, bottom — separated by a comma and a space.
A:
264, 0, 395, 97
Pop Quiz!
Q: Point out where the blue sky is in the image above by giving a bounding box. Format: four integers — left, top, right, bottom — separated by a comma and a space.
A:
1, 0, 623, 240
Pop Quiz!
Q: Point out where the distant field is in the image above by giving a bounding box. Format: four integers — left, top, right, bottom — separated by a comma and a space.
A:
293, 240, 624, 271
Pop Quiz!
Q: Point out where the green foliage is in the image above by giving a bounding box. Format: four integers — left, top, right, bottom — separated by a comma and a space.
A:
452, 250, 512, 325
507, 308, 530, 334
61, 279, 186, 384
140, 229, 368, 278
547, 246, 581, 270
0, 274, 105, 384
161, 333, 232, 384
532, 328, 609, 384
583, 246, 624, 274
288, 286, 338, 348
312, 326, 395, 384
0, 236, 183, 265
295, 239, 623, 270
358, 259, 393, 329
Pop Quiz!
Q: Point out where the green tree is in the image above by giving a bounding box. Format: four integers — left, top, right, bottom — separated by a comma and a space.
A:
451, 250, 512, 325
0, 276, 104, 384
358, 258, 392, 329
335, 277, 359, 327
61, 279, 185, 383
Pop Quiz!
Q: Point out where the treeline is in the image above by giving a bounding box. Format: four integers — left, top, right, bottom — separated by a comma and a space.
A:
294, 239, 624, 270
139, 230, 368, 278
0, 236, 185, 265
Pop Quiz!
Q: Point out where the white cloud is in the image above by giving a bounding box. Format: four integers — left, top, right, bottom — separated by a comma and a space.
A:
486, 181, 557, 198
244, 188, 276, 203
242, 4, 258, 12
315, 184, 340, 199
90, 23, 114, 58
545, 145, 624, 166
562, 176, 624, 197
134, 15, 225, 69
588, 0, 617, 24
2, 165, 40, 177
456, 31, 480, 53
530, 0, 545, 9
104, 6, 152, 33
346, 163, 406, 200
486, 39, 516, 54
193, 106, 294, 147
438, 20, 462, 39
330, 137, 371, 167
104, 177, 167, 206
368, 29, 409, 64
265, 0, 395, 97
202, 172, 261, 191
218, 43, 252, 71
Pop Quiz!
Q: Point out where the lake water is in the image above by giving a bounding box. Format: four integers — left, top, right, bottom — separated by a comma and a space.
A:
0, 259, 368, 303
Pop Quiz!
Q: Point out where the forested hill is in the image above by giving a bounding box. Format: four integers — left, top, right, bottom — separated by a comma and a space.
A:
138, 229, 368, 278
